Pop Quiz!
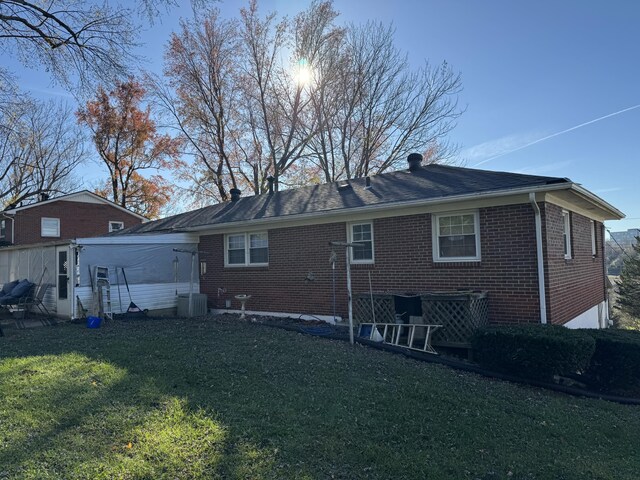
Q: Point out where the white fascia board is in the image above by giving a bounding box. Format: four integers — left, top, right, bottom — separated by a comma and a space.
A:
183, 183, 573, 234
4, 191, 148, 221
76, 232, 199, 245
569, 184, 625, 219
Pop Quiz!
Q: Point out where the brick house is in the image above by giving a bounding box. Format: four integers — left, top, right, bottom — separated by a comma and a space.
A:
123, 154, 623, 328
0, 191, 146, 246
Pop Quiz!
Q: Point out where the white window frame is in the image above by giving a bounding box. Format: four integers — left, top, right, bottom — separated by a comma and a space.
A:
41, 217, 60, 237
590, 220, 597, 257
224, 232, 269, 267
348, 222, 375, 264
562, 210, 572, 259
432, 210, 481, 262
109, 221, 125, 232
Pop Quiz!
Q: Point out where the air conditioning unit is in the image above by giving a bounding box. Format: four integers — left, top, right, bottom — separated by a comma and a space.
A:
177, 293, 208, 317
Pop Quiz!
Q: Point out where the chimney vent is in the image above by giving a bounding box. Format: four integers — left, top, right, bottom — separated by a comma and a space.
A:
407, 153, 423, 172
230, 188, 241, 202
267, 176, 275, 194
39, 192, 49, 202
365, 176, 371, 189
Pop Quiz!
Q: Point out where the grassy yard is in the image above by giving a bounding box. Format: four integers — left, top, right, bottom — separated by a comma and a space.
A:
0, 317, 639, 479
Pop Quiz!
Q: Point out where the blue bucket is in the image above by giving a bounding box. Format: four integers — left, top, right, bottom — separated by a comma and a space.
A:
359, 325, 372, 338
87, 316, 102, 329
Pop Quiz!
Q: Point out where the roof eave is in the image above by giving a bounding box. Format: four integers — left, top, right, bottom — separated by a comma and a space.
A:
568, 184, 625, 220
180, 182, 574, 233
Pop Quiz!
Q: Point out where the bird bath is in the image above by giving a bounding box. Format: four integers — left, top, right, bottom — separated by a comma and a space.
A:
234, 294, 251, 319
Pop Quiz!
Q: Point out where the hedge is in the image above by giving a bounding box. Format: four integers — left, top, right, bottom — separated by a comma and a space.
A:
472, 324, 595, 380
581, 328, 640, 391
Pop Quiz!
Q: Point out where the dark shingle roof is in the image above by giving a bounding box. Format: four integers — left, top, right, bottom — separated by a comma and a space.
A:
123, 164, 569, 234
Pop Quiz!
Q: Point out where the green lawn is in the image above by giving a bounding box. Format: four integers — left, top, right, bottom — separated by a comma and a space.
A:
0, 317, 639, 479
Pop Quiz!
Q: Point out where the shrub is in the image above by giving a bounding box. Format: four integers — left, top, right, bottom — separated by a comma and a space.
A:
472, 324, 595, 381
582, 328, 640, 392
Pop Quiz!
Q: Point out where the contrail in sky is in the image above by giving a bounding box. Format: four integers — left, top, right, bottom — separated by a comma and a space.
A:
474, 103, 640, 166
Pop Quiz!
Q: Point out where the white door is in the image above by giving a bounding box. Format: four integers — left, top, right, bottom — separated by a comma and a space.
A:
56, 246, 71, 317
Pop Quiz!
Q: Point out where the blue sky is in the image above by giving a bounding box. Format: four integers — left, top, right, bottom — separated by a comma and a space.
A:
3, 0, 639, 232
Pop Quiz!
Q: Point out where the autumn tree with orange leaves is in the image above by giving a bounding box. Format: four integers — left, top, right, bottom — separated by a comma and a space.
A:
77, 79, 182, 218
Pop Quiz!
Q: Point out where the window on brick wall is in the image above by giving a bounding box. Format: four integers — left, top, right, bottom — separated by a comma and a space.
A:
109, 221, 124, 232
225, 232, 268, 266
41, 217, 60, 237
433, 211, 481, 262
562, 210, 572, 259
0, 220, 5, 238
590, 220, 597, 256
348, 222, 374, 263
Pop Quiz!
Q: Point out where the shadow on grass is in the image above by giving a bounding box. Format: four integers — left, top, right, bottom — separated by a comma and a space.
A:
1, 317, 640, 479
0, 340, 284, 479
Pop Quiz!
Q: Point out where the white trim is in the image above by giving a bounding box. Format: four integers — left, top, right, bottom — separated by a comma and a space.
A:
109, 221, 125, 232
184, 181, 623, 236
590, 220, 597, 256
562, 210, 572, 259
432, 210, 481, 262
224, 232, 269, 267
3, 190, 147, 221
41, 217, 60, 237
347, 221, 375, 264
76, 233, 199, 245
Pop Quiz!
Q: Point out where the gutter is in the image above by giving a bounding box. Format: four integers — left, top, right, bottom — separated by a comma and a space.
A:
529, 193, 547, 324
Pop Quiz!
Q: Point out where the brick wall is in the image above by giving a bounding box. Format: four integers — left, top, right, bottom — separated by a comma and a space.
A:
12, 201, 142, 245
200, 203, 547, 324
542, 203, 605, 325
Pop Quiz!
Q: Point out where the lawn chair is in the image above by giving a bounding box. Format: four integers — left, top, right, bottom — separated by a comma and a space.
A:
23, 283, 52, 318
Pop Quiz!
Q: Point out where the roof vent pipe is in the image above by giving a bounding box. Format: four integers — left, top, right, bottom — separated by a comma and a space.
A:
230, 188, 241, 202
365, 176, 371, 189
267, 176, 275, 194
407, 153, 423, 172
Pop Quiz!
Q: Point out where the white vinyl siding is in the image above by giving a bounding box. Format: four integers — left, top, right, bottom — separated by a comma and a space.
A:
41, 217, 60, 237
225, 232, 268, 267
433, 211, 481, 262
349, 222, 374, 263
562, 210, 572, 259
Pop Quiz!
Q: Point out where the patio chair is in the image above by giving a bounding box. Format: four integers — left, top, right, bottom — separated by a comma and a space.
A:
23, 283, 52, 318
0, 281, 36, 319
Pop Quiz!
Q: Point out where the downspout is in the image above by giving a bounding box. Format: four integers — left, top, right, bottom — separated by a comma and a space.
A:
529, 193, 548, 324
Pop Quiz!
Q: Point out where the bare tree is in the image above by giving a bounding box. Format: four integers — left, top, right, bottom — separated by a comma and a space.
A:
0, 0, 214, 90
310, 21, 462, 181
160, 10, 241, 203
0, 97, 85, 208
153, 0, 462, 205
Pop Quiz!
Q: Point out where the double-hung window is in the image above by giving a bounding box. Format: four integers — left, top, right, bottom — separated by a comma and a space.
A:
433, 211, 481, 262
41, 217, 60, 237
562, 210, 572, 259
0, 220, 5, 238
226, 232, 269, 266
349, 222, 374, 263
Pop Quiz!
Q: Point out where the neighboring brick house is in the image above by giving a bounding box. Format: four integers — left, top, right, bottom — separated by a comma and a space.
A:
122, 155, 623, 328
0, 191, 146, 246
